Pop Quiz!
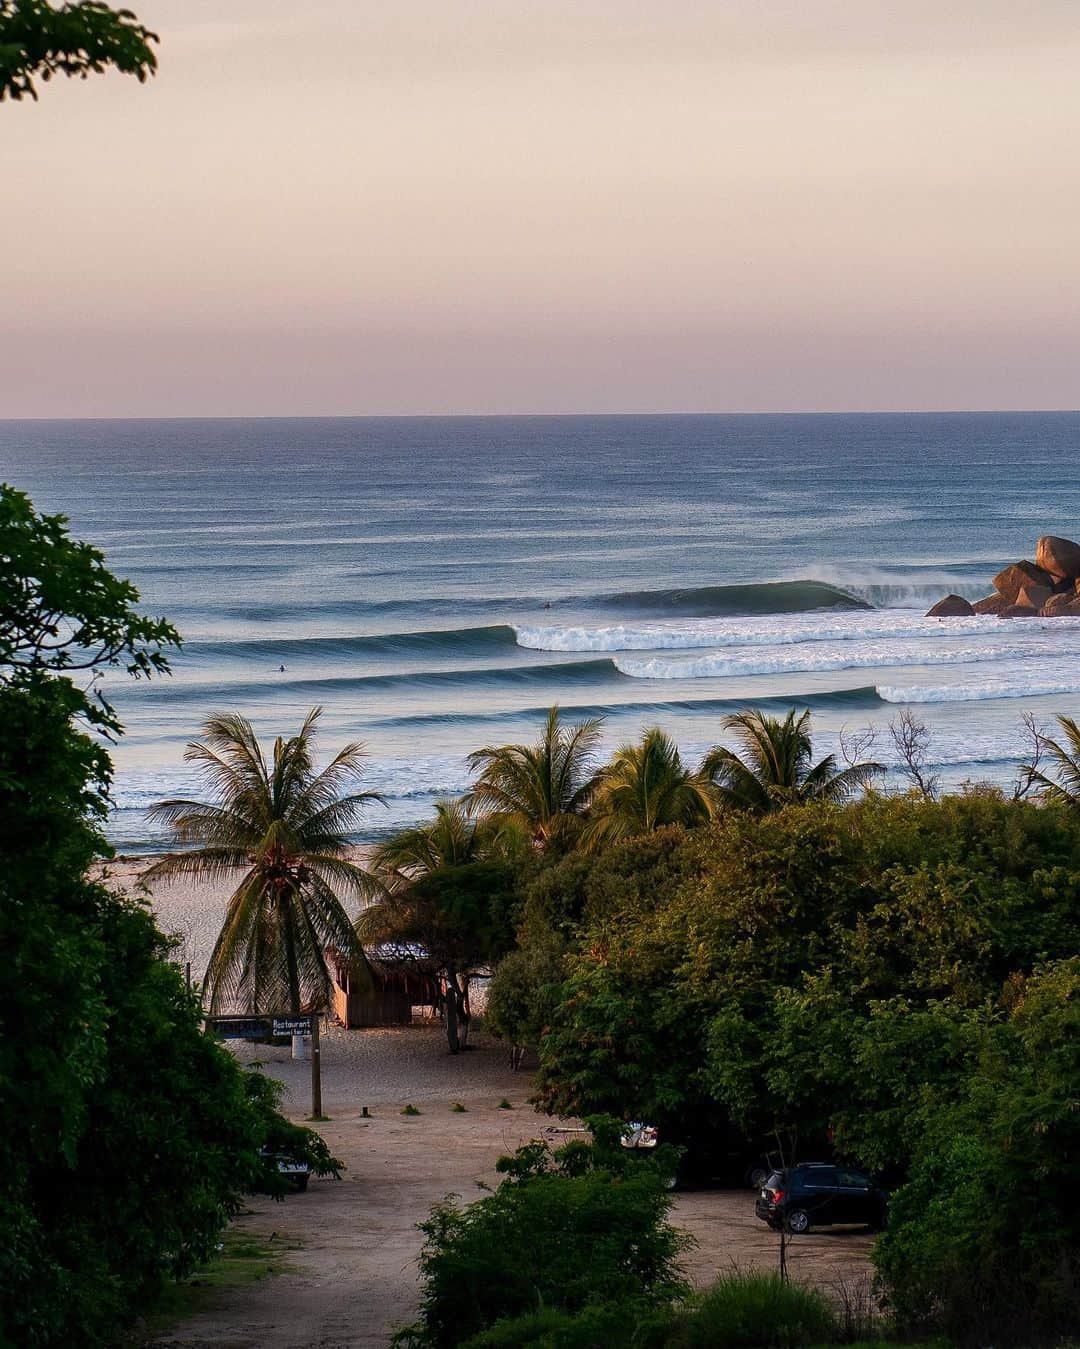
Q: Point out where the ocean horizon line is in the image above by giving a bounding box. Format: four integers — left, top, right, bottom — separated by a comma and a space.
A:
3, 407, 1080, 425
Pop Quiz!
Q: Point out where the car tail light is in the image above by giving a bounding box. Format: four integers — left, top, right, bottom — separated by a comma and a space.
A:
770, 1189, 784, 1204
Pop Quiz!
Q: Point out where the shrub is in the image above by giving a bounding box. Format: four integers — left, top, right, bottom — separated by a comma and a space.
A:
396, 1123, 688, 1348
460, 1301, 674, 1348
667, 1272, 839, 1348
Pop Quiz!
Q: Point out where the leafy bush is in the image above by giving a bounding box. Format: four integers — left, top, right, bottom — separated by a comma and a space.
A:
667, 1272, 838, 1348
460, 1301, 673, 1348
396, 1121, 689, 1348
874, 959, 1080, 1345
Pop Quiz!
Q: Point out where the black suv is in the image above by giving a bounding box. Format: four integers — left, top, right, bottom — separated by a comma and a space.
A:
755, 1163, 886, 1233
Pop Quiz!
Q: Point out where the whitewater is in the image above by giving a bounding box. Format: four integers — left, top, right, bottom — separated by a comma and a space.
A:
3, 411, 1079, 850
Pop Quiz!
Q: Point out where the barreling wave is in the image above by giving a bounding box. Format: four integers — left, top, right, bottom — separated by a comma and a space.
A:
586, 579, 870, 617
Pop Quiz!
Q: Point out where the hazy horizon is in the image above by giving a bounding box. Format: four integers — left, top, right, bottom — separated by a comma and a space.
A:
5, 0, 1079, 418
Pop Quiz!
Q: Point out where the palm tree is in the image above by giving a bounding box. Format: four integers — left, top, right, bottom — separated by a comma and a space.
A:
581, 727, 715, 851
465, 705, 602, 849
1020, 714, 1080, 805
358, 799, 496, 1052
144, 708, 383, 1024
368, 798, 487, 889
702, 708, 880, 813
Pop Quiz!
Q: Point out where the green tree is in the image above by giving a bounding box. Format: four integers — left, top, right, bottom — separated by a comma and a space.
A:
397, 1123, 689, 1348
360, 805, 519, 1053
372, 797, 488, 882
702, 708, 880, 813
146, 708, 380, 1019
466, 706, 602, 850
0, 0, 157, 101
0, 483, 178, 731
581, 727, 714, 851
0, 490, 328, 1346
874, 959, 1080, 1343
1022, 713, 1080, 806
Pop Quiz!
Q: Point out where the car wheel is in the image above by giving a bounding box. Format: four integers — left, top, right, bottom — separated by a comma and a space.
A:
786, 1208, 811, 1235
746, 1165, 768, 1189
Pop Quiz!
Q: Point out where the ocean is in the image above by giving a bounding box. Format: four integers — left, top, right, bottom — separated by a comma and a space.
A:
3, 412, 1080, 853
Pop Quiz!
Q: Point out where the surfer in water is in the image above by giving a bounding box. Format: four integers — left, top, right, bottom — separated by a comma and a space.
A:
279, 664, 286, 672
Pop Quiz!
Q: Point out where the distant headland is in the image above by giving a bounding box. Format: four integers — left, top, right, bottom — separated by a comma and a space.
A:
928, 536, 1080, 619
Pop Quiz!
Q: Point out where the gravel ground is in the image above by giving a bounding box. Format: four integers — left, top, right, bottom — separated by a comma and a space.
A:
235, 1024, 523, 1113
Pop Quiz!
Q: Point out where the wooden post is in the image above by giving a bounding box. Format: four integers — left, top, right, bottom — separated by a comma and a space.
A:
310, 1013, 323, 1119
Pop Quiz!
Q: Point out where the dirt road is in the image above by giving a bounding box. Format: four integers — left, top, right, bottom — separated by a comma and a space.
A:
152, 1030, 873, 1348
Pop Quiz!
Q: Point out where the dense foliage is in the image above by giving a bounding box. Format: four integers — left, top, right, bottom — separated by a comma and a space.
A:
0, 486, 335, 1346
396, 1122, 689, 1349
483, 791, 1080, 1343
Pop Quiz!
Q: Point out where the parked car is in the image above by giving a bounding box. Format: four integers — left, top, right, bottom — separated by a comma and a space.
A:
755, 1163, 887, 1233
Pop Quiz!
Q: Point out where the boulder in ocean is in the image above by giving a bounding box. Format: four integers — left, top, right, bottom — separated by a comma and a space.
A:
1041, 592, 1080, 618
999, 602, 1039, 618
1017, 582, 1053, 612
925, 594, 975, 617
973, 594, 1008, 615
991, 560, 1054, 603
1035, 535, 1080, 582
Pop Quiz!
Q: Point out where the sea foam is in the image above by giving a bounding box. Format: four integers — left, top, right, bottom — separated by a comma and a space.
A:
514, 611, 1066, 655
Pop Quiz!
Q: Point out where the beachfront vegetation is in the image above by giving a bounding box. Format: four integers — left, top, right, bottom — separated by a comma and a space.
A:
703, 706, 883, 811
361, 805, 520, 1051
474, 785, 1080, 1344
0, 482, 177, 731
146, 708, 382, 1015
396, 1121, 689, 1349
0, 0, 158, 102
465, 706, 602, 851
401, 1124, 872, 1348
1021, 712, 1080, 806
0, 486, 337, 1346
580, 725, 715, 850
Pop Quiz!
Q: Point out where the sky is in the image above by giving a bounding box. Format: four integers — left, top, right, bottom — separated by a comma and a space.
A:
3, 0, 1079, 417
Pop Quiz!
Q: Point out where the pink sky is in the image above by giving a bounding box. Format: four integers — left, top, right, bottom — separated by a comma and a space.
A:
4, 0, 1079, 416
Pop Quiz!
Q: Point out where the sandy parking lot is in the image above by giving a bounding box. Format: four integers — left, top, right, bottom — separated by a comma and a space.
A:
151, 1027, 873, 1349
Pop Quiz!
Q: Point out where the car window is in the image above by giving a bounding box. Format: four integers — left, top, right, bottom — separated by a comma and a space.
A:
798, 1166, 838, 1186
765, 1172, 784, 1188
837, 1168, 871, 1187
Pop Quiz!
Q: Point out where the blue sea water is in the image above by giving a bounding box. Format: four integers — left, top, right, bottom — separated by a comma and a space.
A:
3, 412, 1080, 852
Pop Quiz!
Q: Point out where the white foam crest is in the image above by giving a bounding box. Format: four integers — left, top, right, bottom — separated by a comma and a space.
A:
615, 630, 1080, 680
877, 660, 1080, 704
515, 612, 1072, 655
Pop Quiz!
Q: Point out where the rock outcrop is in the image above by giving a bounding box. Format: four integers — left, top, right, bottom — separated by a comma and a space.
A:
972, 594, 1008, 615
926, 594, 976, 617
991, 561, 1054, 603
1042, 592, 1080, 617
1035, 535, 1080, 582
926, 534, 1080, 619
